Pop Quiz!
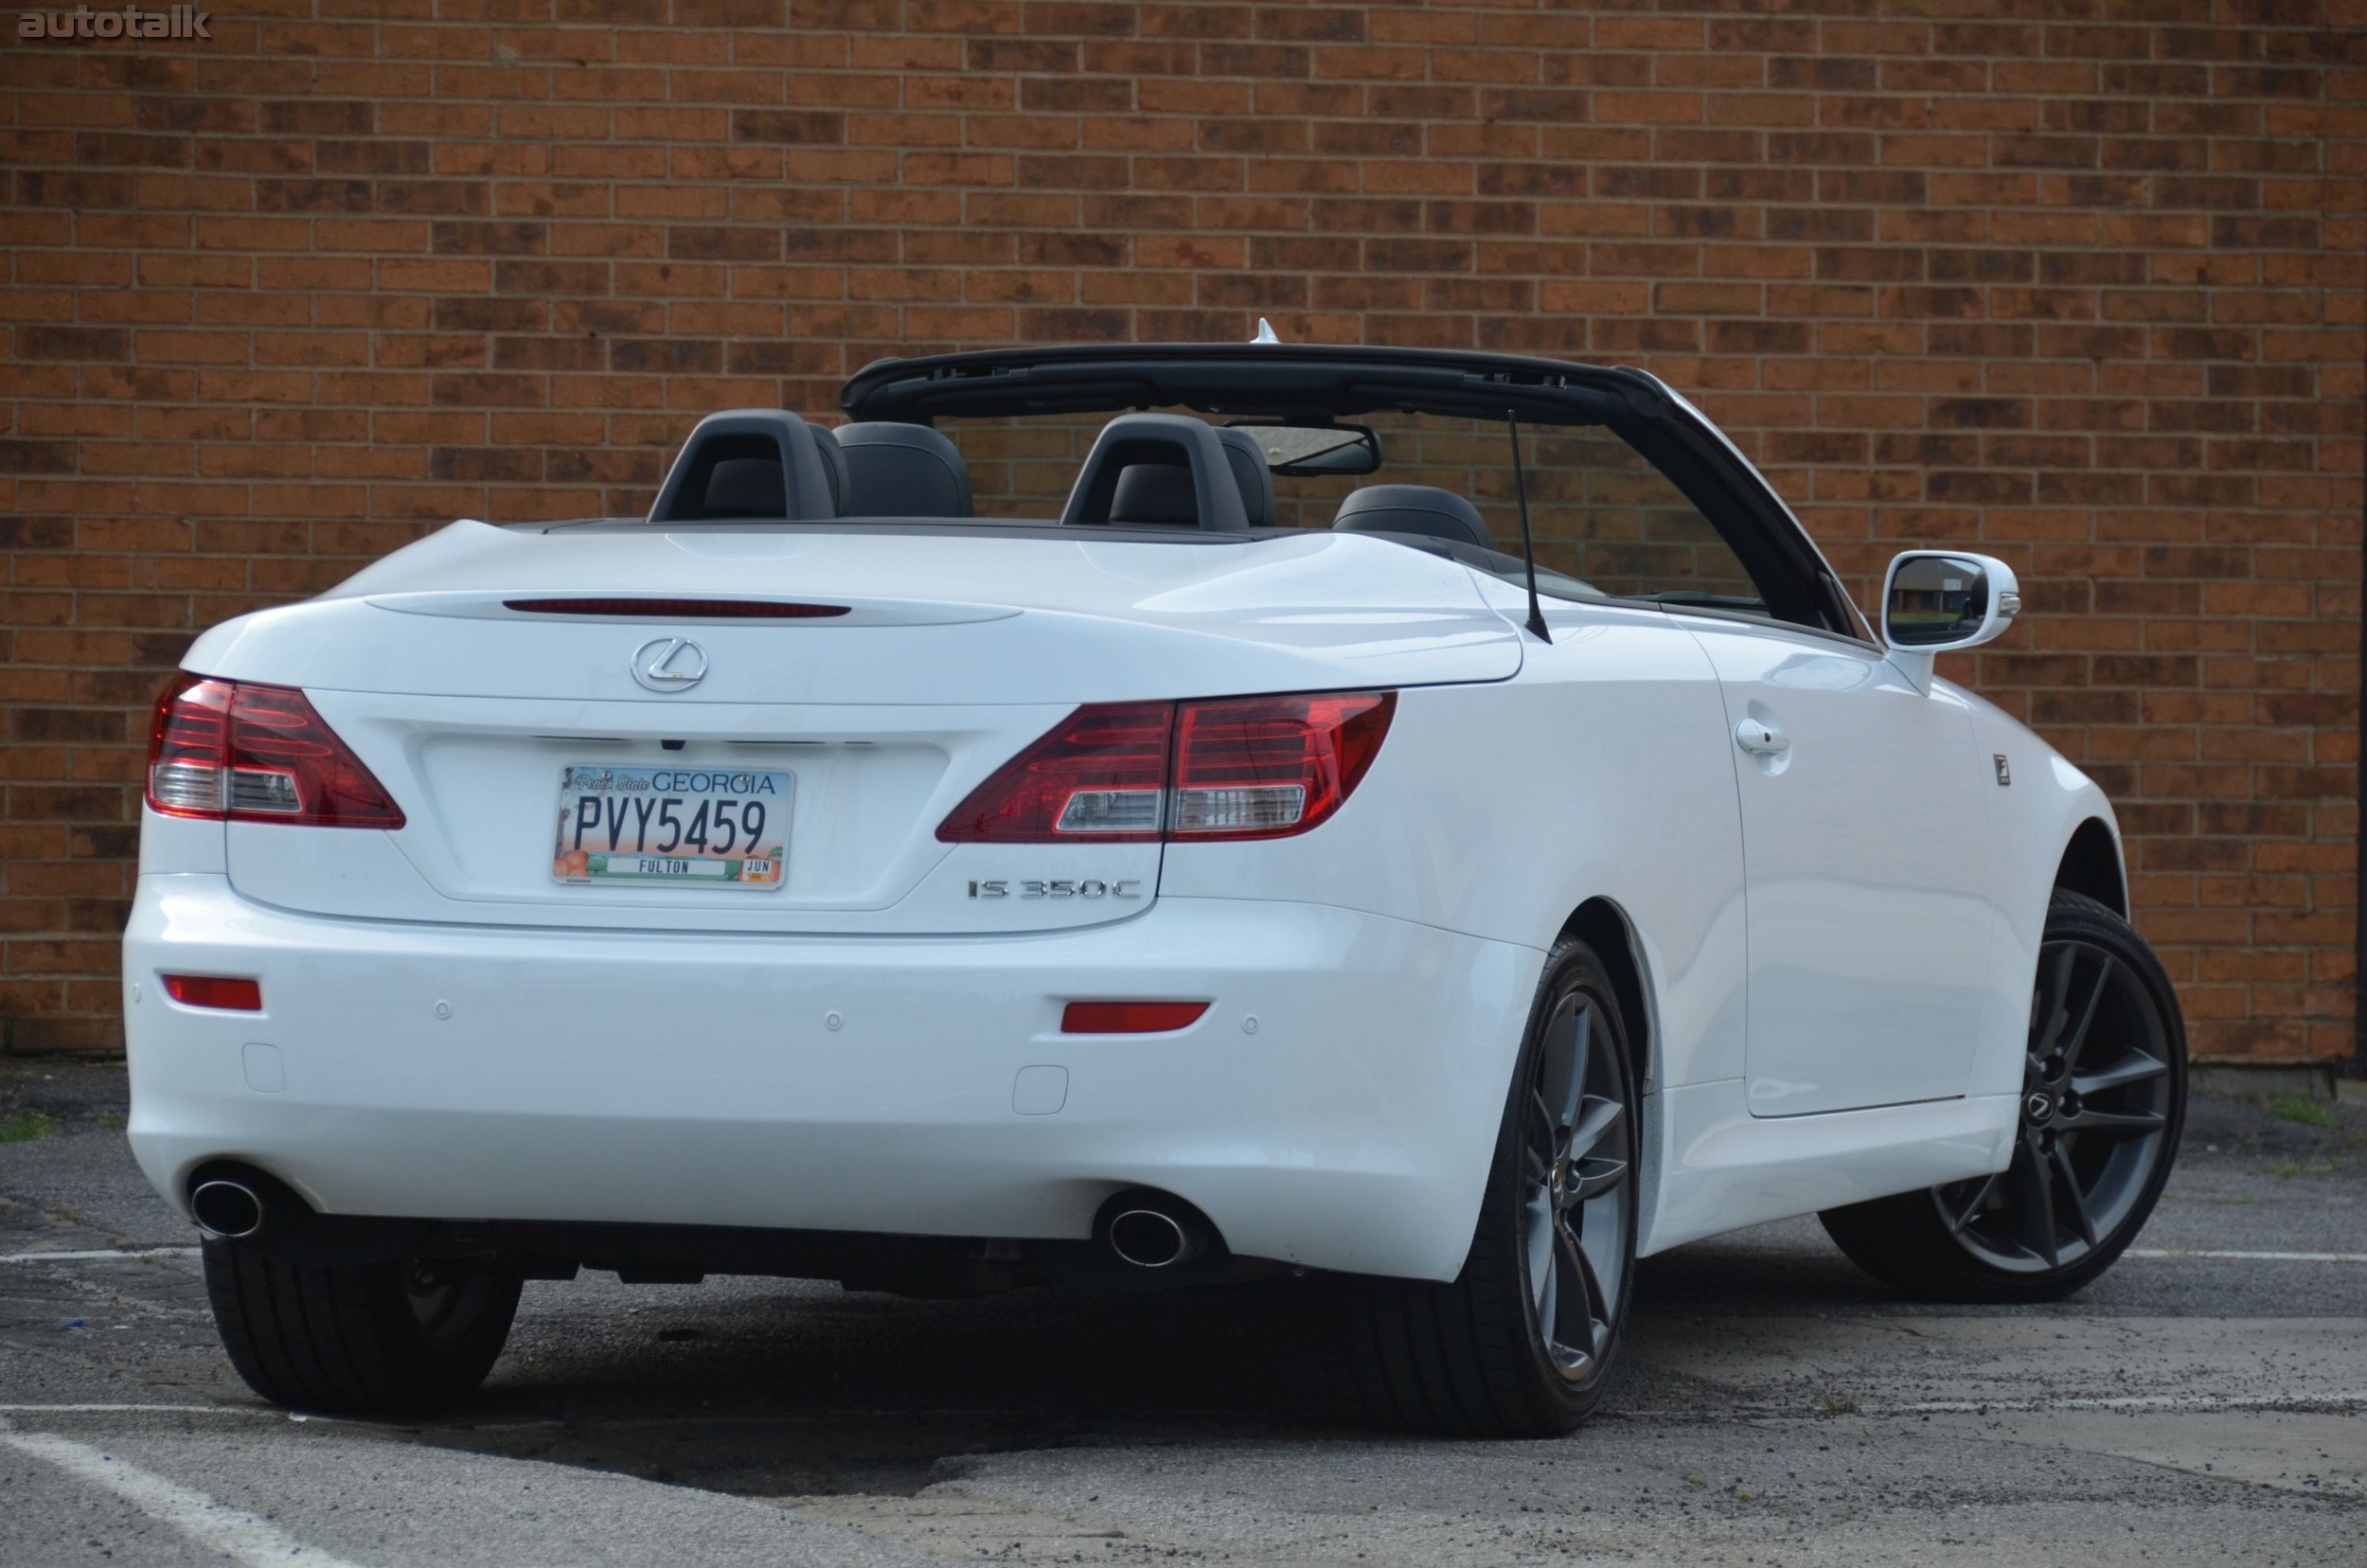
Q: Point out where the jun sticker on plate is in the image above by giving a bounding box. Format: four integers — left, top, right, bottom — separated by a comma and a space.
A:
551, 765, 790, 888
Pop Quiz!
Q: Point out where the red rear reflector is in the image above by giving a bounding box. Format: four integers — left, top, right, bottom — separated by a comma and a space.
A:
934, 690, 1395, 844
504, 597, 850, 618
145, 673, 406, 829
162, 974, 261, 1011
1061, 1001, 1209, 1034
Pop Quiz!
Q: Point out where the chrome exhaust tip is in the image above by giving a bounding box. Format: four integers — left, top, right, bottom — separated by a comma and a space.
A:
189, 1178, 264, 1239
1098, 1190, 1214, 1270
1108, 1207, 1192, 1268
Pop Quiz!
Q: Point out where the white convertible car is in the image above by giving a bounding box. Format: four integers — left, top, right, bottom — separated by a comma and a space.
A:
126, 341, 2184, 1434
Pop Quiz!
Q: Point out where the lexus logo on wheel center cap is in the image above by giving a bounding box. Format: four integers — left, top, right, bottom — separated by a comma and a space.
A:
630, 636, 708, 692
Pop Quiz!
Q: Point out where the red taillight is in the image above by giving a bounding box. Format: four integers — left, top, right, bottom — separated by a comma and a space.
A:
1061, 1000, 1209, 1034
145, 673, 406, 829
162, 974, 261, 1011
1170, 690, 1395, 842
936, 700, 1173, 844
934, 690, 1395, 844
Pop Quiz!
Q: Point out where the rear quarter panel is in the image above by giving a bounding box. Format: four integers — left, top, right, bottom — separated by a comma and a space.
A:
1158, 602, 1753, 1094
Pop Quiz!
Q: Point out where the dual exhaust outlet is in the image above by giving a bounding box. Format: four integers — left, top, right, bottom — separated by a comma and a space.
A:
192, 1167, 1222, 1278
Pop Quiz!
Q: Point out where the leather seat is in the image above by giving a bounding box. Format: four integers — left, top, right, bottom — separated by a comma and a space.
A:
1110, 462, 1198, 526
648, 410, 839, 523
824, 423, 974, 518
1061, 414, 1255, 532
700, 456, 788, 519
1331, 485, 1493, 550
1104, 426, 1273, 528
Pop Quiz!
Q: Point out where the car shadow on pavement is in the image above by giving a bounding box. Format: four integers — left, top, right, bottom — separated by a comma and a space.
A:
417, 1234, 1907, 1499
430, 1273, 1387, 1496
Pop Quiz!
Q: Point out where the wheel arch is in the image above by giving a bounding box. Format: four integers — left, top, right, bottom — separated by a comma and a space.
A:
2054, 817, 2127, 918
1557, 898, 1654, 1096
1555, 896, 1664, 1255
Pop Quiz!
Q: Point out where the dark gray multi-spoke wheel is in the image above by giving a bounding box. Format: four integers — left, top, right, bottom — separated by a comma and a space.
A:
1822, 890, 2185, 1304
1520, 985, 1633, 1381
1358, 936, 1638, 1434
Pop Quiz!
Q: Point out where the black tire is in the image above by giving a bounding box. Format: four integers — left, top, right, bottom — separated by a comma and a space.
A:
1821, 889, 2186, 1305
203, 1239, 522, 1415
1356, 935, 1640, 1436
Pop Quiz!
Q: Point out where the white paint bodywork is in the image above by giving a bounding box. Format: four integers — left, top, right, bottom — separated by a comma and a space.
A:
124, 515, 2117, 1280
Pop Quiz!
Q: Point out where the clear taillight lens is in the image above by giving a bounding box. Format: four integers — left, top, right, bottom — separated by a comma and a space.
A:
934, 690, 1394, 845
145, 673, 406, 828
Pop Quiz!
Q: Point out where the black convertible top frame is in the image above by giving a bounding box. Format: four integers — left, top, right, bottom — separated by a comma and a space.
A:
840, 343, 1862, 637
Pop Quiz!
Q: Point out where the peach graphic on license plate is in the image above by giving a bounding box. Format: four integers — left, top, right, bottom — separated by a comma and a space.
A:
550, 765, 791, 889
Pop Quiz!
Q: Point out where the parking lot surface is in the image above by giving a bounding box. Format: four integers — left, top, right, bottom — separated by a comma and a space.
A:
4, 1060, 2361, 1566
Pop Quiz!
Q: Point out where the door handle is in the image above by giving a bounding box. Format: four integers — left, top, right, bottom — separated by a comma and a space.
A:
1735, 717, 1791, 757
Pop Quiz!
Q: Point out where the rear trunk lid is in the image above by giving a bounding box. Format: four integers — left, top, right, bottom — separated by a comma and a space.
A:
189, 521, 1520, 935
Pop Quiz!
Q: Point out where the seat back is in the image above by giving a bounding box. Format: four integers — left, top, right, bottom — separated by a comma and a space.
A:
829, 422, 973, 517
648, 410, 839, 523
1332, 485, 1493, 550
1059, 414, 1254, 533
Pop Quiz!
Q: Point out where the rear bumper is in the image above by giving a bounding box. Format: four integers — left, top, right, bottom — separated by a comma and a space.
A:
123, 875, 1538, 1281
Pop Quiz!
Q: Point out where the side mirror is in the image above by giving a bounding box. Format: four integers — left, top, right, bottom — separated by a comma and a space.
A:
1880, 550, 2020, 687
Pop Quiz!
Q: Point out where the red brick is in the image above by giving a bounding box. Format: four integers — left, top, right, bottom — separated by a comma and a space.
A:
0, 4, 2358, 1064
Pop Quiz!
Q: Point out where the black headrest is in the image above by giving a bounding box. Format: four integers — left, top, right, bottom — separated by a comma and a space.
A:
830, 422, 973, 518
1060, 414, 1253, 532
1332, 485, 1493, 551
1213, 427, 1274, 527
649, 410, 838, 524
1110, 462, 1198, 526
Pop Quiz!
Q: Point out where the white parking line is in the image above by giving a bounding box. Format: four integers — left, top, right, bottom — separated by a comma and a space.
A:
1611, 1390, 2367, 1421
0, 1246, 200, 1264
2127, 1247, 2367, 1264
1875, 1390, 2367, 1416
0, 1423, 365, 1568
0, 1403, 258, 1415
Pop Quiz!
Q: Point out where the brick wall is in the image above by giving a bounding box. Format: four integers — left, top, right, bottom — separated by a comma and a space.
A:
2, 1, 2361, 1062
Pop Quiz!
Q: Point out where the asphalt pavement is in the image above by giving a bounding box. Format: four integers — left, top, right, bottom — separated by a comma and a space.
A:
3, 1059, 2361, 1566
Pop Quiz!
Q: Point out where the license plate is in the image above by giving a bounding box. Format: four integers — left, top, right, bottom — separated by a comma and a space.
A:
550, 765, 790, 888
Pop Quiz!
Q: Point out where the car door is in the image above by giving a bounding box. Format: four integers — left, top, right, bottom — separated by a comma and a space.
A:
1478, 409, 1994, 1118
1679, 619, 1994, 1116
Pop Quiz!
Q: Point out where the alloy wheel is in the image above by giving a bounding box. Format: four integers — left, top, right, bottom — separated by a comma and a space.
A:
1519, 991, 1632, 1379
1932, 937, 2174, 1274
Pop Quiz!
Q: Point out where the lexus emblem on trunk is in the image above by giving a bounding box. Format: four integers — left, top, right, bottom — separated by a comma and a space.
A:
630, 636, 708, 692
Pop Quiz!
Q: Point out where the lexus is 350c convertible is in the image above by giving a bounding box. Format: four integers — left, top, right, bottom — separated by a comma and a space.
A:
126, 339, 2185, 1434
